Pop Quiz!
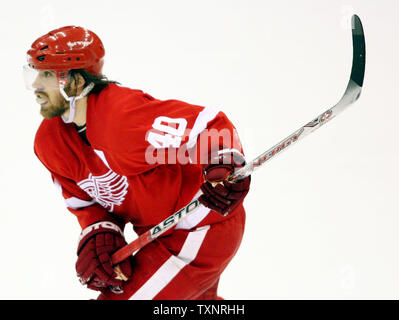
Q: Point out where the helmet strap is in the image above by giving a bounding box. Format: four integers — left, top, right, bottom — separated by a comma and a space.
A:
60, 82, 95, 124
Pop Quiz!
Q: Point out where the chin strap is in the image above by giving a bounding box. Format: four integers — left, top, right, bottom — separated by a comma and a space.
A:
60, 82, 95, 123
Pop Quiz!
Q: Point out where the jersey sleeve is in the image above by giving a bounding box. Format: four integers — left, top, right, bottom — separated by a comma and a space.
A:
34, 131, 124, 230
186, 109, 245, 165
144, 106, 246, 167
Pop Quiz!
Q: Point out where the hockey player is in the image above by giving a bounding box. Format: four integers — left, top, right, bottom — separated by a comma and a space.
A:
24, 26, 251, 300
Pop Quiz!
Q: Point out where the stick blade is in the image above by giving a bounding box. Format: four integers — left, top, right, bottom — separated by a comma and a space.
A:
350, 15, 366, 87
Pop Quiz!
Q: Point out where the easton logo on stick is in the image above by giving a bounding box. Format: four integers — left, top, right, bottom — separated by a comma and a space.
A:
150, 199, 200, 238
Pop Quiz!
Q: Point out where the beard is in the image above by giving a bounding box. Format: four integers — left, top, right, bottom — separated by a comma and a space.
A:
40, 102, 69, 119
36, 88, 72, 119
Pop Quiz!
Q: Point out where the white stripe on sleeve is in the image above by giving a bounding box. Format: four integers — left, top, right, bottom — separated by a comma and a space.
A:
93, 149, 111, 169
186, 107, 220, 149
65, 197, 96, 210
53, 178, 95, 210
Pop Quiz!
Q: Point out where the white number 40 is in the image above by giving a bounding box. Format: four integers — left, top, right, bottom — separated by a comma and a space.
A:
147, 116, 188, 148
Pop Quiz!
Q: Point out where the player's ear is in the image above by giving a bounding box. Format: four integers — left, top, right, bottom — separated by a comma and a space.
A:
66, 72, 86, 95
75, 73, 86, 91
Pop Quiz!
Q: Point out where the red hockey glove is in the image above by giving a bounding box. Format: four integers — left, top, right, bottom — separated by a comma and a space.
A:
76, 221, 132, 294
199, 150, 251, 216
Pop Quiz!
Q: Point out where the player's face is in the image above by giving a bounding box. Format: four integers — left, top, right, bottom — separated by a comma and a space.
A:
32, 70, 69, 119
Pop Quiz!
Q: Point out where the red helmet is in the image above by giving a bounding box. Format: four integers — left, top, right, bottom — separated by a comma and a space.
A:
26, 26, 105, 84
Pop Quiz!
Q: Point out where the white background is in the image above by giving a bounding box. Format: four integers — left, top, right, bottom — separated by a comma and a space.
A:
0, 0, 398, 299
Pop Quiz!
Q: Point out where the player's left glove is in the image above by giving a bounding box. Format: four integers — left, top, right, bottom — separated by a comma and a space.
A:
199, 150, 250, 216
75, 220, 132, 294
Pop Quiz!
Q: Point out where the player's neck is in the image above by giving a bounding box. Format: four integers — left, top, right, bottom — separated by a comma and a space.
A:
74, 97, 88, 126
63, 97, 88, 126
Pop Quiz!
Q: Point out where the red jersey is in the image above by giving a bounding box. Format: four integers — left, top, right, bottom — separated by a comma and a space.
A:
34, 83, 245, 235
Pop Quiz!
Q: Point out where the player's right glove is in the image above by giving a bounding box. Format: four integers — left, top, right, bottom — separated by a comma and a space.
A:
199, 150, 250, 216
75, 220, 132, 294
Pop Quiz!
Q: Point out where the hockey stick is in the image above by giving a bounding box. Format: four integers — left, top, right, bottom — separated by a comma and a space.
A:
112, 14, 365, 266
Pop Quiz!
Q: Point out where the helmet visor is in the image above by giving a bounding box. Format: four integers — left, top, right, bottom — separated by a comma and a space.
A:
23, 65, 68, 90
